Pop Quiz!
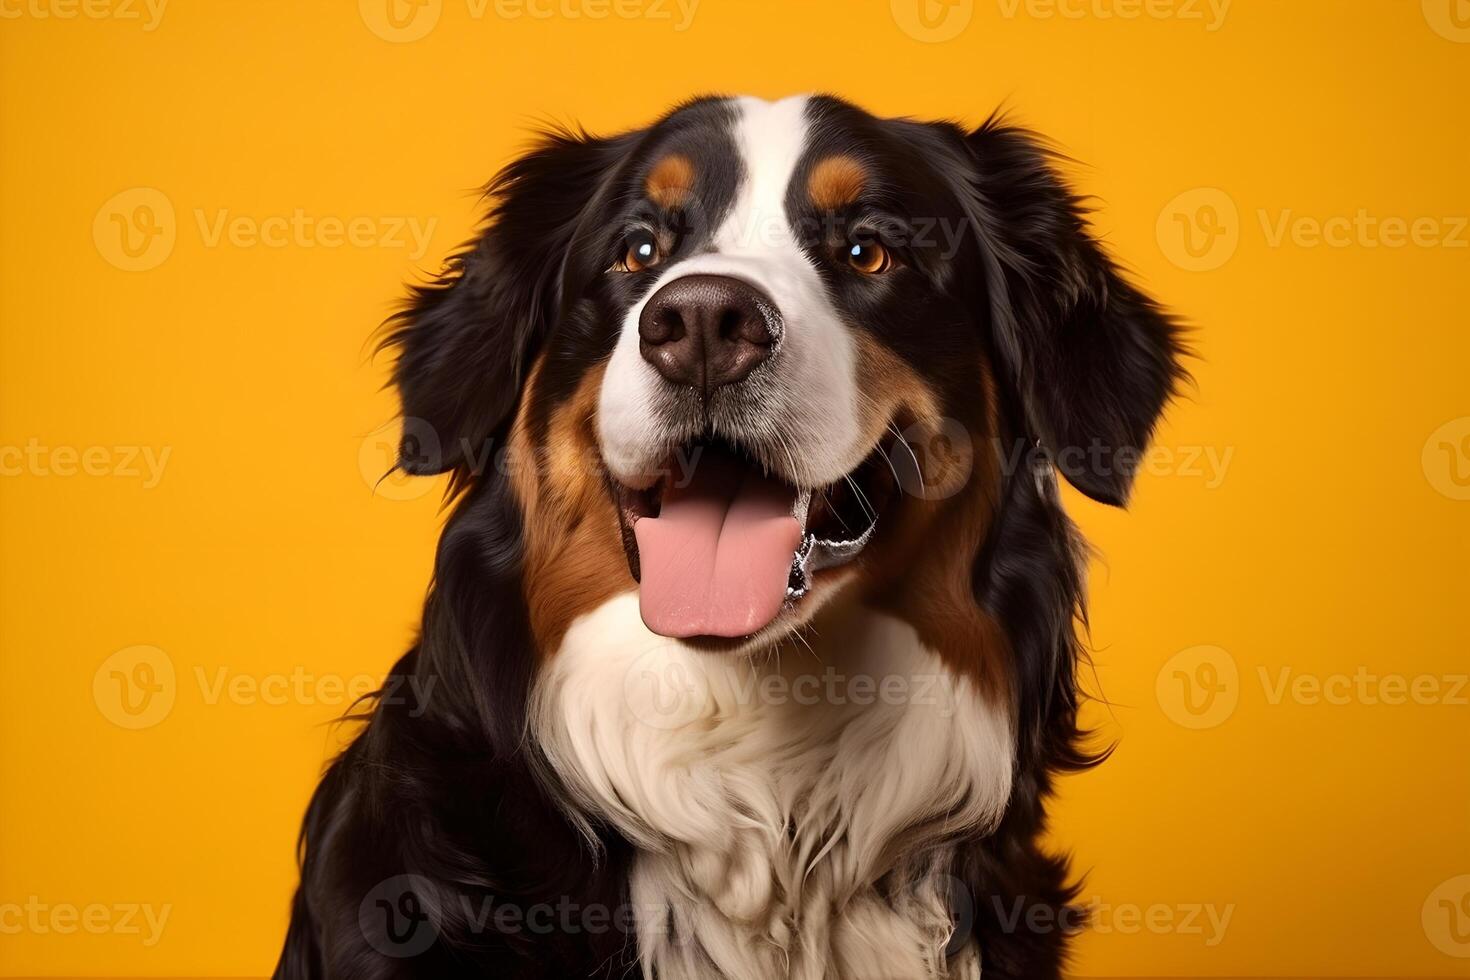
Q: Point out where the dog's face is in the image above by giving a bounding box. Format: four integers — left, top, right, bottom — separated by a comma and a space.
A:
386, 94, 1181, 666
592, 96, 989, 649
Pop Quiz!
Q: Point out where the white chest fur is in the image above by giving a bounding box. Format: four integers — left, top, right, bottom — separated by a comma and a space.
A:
532, 593, 1012, 979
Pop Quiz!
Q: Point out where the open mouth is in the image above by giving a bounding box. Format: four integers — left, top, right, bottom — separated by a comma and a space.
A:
610, 438, 896, 642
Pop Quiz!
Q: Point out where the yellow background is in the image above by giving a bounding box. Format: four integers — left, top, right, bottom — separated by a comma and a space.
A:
2, 0, 1467, 976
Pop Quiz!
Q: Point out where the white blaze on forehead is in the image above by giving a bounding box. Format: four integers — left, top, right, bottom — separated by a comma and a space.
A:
715, 95, 810, 255
597, 94, 865, 490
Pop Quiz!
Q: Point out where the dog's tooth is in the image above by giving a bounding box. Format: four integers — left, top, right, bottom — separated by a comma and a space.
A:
791, 488, 812, 529
787, 533, 815, 600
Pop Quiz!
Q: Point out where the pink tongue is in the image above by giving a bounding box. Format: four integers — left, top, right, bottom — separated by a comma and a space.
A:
635, 450, 802, 639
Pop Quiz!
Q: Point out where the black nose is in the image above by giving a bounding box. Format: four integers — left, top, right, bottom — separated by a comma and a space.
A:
638, 275, 779, 392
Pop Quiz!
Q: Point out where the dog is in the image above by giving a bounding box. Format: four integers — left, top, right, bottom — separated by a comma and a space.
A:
275, 93, 1185, 979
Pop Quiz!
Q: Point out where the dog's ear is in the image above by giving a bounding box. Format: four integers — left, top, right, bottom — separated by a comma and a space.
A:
962, 118, 1186, 506
381, 127, 639, 478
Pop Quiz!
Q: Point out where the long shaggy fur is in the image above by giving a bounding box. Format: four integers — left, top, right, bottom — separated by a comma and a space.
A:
275, 95, 1185, 980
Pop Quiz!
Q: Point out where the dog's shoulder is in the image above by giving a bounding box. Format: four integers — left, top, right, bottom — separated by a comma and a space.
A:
275, 649, 635, 979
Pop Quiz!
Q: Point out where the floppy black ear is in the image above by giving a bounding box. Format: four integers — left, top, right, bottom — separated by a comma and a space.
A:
963, 118, 1186, 506
381, 127, 639, 477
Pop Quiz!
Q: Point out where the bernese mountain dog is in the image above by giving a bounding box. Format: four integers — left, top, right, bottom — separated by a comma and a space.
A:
275, 94, 1186, 979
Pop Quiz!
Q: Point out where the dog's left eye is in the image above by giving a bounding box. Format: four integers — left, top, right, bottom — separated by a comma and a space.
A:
615, 230, 662, 273
846, 241, 893, 275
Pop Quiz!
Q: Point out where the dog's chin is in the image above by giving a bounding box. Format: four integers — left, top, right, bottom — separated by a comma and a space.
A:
607, 435, 897, 654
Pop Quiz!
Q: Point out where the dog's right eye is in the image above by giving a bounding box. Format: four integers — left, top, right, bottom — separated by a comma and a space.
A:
614, 230, 662, 273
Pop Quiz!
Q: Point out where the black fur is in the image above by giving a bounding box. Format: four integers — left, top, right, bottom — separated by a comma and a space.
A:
276, 95, 1184, 979
382, 125, 647, 480
277, 476, 637, 978
962, 116, 1186, 506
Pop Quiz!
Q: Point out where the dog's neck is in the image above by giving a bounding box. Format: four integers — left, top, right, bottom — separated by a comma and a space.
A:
531, 591, 1013, 979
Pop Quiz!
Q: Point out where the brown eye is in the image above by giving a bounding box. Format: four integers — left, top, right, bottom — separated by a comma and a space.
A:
847, 240, 892, 275
617, 229, 661, 273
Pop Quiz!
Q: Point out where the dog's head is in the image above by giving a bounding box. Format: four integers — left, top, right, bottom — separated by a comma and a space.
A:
385, 94, 1182, 668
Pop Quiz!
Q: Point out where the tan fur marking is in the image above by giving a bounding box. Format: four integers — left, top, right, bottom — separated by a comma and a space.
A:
508, 337, 1007, 692
845, 335, 1009, 697
509, 360, 633, 652
645, 154, 695, 209
807, 155, 868, 211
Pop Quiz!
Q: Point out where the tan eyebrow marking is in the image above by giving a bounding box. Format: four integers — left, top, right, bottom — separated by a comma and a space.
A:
645, 154, 695, 209
807, 155, 868, 211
